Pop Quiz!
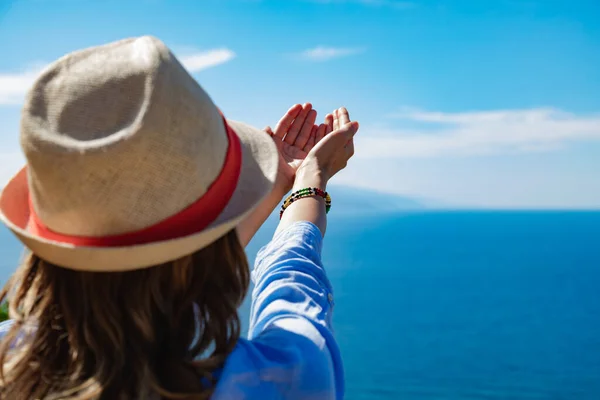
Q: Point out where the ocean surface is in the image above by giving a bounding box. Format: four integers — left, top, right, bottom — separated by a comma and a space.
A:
2, 211, 600, 399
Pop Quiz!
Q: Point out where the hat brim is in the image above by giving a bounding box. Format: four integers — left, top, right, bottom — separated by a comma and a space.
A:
0, 120, 278, 272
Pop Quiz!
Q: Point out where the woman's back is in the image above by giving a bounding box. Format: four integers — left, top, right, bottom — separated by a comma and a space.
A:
0, 223, 341, 399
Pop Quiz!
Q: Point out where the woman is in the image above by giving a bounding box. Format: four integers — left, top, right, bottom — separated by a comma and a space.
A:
0, 36, 358, 399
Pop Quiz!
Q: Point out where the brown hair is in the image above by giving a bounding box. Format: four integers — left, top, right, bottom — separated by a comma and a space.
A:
0, 230, 249, 400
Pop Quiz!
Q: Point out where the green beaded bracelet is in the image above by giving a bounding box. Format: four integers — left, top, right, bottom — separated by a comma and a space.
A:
280, 187, 331, 219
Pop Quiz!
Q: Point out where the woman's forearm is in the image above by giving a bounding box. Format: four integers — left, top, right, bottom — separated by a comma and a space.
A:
237, 184, 287, 247
238, 166, 328, 246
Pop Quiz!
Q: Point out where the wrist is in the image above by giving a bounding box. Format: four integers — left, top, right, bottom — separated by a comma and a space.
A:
294, 165, 329, 191
273, 167, 294, 199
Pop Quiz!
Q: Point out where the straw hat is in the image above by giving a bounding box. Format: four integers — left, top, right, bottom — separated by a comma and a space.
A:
0, 36, 278, 272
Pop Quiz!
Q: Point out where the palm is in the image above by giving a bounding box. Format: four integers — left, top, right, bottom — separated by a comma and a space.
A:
265, 103, 334, 191
268, 133, 309, 193
278, 140, 307, 174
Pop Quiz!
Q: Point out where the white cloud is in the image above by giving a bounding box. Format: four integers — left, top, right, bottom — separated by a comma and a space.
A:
298, 46, 365, 61
178, 48, 236, 73
355, 107, 600, 158
0, 64, 46, 106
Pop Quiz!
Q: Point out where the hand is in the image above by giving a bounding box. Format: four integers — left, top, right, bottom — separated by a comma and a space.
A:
265, 103, 333, 194
238, 104, 337, 246
295, 107, 359, 189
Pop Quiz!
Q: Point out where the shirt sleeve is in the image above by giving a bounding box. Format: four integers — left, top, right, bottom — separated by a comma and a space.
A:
248, 221, 344, 399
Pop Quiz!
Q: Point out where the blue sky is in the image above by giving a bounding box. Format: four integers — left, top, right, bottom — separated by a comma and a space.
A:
1, 0, 599, 208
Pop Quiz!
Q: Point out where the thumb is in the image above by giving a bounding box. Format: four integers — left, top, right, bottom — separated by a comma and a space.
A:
333, 121, 359, 143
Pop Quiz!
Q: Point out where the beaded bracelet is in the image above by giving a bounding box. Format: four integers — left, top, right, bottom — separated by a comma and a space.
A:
280, 187, 331, 219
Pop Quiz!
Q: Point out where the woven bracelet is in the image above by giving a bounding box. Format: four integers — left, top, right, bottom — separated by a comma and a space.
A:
279, 187, 331, 219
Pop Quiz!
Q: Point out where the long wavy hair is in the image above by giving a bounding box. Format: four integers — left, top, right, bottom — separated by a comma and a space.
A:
0, 230, 249, 400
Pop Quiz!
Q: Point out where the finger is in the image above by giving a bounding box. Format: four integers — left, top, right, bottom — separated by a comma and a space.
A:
264, 126, 274, 137
315, 123, 327, 143
338, 107, 350, 127
274, 104, 302, 139
294, 109, 317, 149
304, 125, 318, 153
333, 109, 340, 131
285, 103, 312, 144
325, 114, 334, 135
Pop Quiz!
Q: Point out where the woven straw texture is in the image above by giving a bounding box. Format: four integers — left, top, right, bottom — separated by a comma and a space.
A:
0, 36, 278, 271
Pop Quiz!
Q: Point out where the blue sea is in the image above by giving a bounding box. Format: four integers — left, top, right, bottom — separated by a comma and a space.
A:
2, 211, 600, 399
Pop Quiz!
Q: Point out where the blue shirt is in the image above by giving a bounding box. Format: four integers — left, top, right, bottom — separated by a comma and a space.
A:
0, 221, 343, 399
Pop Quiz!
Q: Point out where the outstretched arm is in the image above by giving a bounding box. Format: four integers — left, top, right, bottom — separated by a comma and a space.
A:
246, 107, 359, 400
237, 103, 331, 246
278, 107, 357, 236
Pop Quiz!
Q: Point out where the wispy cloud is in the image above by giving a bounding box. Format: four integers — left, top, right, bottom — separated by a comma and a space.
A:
0, 64, 46, 106
308, 0, 416, 9
0, 48, 235, 107
298, 46, 365, 61
178, 48, 236, 73
355, 107, 600, 158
